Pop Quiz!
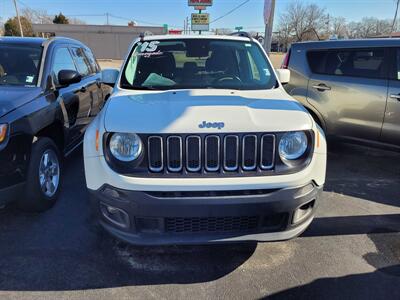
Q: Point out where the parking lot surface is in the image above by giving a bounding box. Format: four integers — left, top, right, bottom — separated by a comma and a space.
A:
0, 142, 399, 300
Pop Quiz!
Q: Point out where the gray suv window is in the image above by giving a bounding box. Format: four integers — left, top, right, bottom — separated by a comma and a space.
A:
307, 48, 385, 79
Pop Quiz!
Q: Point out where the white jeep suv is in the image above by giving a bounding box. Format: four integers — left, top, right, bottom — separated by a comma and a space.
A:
84, 34, 326, 245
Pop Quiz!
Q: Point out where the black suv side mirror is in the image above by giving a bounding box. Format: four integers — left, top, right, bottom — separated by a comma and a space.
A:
58, 70, 82, 87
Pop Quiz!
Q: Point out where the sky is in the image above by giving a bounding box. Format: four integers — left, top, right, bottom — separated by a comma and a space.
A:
0, 0, 398, 32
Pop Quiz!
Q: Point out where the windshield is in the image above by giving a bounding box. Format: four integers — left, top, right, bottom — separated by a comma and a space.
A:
0, 45, 42, 87
121, 39, 277, 90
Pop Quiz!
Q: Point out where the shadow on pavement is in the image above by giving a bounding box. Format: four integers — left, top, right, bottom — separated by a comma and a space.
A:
0, 147, 257, 291
325, 142, 400, 207
267, 231, 400, 299
267, 265, 400, 299
304, 214, 400, 237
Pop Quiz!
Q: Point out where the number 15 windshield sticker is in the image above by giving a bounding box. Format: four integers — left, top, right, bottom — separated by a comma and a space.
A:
135, 41, 163, 57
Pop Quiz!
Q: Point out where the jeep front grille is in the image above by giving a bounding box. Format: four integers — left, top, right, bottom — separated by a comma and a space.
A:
146, 133, 276, 175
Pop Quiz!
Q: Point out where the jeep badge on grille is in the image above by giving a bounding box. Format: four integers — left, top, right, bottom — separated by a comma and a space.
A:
198, 121, 225, 130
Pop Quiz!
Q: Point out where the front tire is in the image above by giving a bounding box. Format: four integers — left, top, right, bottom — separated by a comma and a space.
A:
18, 137, 62, 212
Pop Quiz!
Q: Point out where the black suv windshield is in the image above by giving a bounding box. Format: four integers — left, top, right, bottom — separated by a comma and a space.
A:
0, 45, 42, 86
121, 39, 277, 90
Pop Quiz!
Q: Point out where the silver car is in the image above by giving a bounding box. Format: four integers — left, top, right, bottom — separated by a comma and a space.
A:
283, 39, 400, 149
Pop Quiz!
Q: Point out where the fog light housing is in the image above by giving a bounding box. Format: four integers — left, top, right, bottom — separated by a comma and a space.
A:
292, 200, 315, 225
100, 202, 130, 228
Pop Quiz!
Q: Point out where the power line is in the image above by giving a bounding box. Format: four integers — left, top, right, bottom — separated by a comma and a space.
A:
210, 0, 251, 24
65, 12, 183, 28
14, 1, 178, 30
66, 14, 105, 17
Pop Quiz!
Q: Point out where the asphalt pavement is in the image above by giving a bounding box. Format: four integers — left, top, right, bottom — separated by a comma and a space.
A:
0, 142, 399, 300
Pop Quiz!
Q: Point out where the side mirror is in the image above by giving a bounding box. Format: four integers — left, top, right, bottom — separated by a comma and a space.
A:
58, 70, 81, 87
102, 69, 119, 87
275, 69, 291, 85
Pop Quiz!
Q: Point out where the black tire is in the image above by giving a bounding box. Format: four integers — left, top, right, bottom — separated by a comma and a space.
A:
17, 137, 62, 212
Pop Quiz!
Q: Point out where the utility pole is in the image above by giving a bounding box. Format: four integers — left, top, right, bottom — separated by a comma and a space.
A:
390, 0, 400, 37
187, 16, 190, 35
106, 12, 109, 25
199, 9, 202, 35
12, 0, 24, 37
263, 0, 275, 54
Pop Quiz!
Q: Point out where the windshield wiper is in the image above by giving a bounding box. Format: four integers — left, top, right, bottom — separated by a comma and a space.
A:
120, 84, 160, 90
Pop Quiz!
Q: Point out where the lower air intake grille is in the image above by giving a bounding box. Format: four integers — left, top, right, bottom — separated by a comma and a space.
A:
165, 216, 259, 233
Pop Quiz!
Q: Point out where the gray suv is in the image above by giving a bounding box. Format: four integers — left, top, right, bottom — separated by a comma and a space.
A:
283, 39, 400, 149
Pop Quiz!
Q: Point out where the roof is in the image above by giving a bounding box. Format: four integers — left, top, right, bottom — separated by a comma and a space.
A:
0, 36, 87, 48
0, 37, 46, 46
292, 38, 400, 49
142, 34, 252, 42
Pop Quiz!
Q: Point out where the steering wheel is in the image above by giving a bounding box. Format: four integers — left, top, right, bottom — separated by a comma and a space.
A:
212, 75, 243, 85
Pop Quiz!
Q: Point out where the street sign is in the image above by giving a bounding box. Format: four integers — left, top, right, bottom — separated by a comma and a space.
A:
194, 6, 207, 10
191, 13, 209, 31
235, 26, 243, 31
188, 0, 212, 7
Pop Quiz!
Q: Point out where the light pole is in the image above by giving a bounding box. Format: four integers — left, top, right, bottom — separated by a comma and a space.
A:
12, 0, 24, 37
390, 0, 400, 37
263, 0, 276, 54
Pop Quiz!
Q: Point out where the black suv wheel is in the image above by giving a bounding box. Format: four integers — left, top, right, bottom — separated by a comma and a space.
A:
17, 137, 62, 212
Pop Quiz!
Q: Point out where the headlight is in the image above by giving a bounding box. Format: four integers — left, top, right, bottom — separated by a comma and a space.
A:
109, 133, 143, 162
0, 124, 8, 143
279, 131, 308, 161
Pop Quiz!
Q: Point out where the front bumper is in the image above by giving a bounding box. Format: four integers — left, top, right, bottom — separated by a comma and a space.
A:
0, 135, 31, 206
89, 182, 322, 245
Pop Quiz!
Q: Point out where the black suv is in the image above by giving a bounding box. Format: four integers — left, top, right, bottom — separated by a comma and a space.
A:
0, 37, 112, 211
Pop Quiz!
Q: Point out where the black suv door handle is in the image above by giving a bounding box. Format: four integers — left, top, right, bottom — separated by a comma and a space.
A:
312, 83, 331, 92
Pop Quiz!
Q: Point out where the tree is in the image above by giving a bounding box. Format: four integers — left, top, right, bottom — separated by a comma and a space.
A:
53, 13, 69, 24
22, 7, 52, 24
278, 2, 327, 42
4, 16, 34, 37
347, 18, 392, 38
275, 22, 292, 51
330, 17, 348, 39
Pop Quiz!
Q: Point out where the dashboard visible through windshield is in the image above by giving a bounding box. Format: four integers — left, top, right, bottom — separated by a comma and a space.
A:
0, 45, 42, 87
120, 39, 277, 91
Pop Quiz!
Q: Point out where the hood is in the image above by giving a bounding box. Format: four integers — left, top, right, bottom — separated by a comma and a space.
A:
0, 86, 42, 118
104, 89, 313, 134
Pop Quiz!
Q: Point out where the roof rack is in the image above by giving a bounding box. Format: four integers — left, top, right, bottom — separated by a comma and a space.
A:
230, 31, 253, 40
